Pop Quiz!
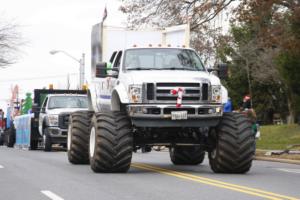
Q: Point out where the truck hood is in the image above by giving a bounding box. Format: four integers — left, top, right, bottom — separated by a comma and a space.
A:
46, 108, 88, 115
124, 70, 221, 85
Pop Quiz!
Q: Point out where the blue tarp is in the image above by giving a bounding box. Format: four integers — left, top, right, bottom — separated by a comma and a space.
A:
6, 107, 11, 129
14, 114, 33, 148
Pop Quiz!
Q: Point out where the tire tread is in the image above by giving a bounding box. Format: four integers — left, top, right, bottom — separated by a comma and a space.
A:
68, 111, 93, 164
209, 112, 255, 173
90, 111, 133, 173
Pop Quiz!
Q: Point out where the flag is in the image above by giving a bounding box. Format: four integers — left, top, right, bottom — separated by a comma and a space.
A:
102, 6, 107, 22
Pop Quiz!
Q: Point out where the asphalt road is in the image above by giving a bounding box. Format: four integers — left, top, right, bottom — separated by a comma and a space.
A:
0, 147, 300, 200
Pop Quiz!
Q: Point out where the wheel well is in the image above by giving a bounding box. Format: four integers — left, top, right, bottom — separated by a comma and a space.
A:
42, 120, 46, 134
87, 90, 94, 111
111, 90, 121, 111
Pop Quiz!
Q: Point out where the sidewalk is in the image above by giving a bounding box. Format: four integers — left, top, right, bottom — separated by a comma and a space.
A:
255, 149, 300, 165
255, 156, 300, 165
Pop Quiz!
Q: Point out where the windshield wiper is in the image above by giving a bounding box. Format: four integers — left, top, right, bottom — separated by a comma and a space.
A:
163, 67, 197, 71
127, 67, 157, 70
48, 107, 63, 109
127, 67, 199, 71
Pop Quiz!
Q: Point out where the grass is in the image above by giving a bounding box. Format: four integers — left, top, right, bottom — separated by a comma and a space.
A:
256, 124, 300, 150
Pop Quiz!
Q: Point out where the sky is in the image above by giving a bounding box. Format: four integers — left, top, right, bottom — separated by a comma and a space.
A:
0, 0, 234, 112
0, 0, 126, 111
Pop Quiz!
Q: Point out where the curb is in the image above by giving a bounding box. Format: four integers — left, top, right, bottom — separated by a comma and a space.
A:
255, 156, 300, 165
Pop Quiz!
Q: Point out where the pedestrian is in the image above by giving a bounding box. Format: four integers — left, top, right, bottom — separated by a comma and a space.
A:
242, 94, 251, 109
223, 97, 233, 112
240, 95, 260, 140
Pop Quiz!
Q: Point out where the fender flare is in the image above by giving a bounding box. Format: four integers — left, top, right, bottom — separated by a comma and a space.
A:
221, 85, 228, 104
39, 117, 49, 136
111, 84, 129, 111
87, 89, 95, 112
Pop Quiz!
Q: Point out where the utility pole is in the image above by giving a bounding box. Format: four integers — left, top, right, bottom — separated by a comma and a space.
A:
50, 50, 85, 89
79, 53, 85, 89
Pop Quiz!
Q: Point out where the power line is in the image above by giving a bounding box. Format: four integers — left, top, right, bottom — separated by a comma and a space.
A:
0, 73, 78, 83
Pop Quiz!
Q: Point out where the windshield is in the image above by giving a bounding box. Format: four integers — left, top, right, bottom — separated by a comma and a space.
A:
48, 96, 88, 109
123, 48, 205, 71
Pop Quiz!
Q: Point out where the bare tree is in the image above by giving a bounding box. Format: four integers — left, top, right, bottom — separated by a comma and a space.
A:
120, 0, 235, 64
0, 18, 22, 68
120, 0, 234, 29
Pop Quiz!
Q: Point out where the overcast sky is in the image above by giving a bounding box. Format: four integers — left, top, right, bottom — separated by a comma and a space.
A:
0, 0, 125, 111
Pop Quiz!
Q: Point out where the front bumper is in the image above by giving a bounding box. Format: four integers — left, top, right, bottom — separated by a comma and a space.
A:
48, 127, 67, 143
128, 104, 222, 127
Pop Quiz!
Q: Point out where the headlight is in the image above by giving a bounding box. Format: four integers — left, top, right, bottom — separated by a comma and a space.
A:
212, 85, 221, 103
48, 115, 58, 126
129, 85, 142, 103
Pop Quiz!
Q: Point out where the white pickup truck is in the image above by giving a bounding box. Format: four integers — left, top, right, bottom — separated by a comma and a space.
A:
39, 94, 88, 151
67, 23, 255, 173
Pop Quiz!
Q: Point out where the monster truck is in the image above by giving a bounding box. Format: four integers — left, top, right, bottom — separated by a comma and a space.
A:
67, 23, 255, 173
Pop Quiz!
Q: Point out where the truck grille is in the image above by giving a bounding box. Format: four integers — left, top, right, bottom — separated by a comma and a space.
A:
145, 82, 210, 103
58, 114, 70, 129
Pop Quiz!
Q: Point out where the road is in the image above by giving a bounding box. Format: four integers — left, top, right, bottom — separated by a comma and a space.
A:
0, 147, 300, 200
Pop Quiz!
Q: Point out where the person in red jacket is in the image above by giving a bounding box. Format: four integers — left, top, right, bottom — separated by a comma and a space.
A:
241, 95, 260, 139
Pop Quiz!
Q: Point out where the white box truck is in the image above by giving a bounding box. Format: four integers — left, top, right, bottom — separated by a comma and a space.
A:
67, 22, 255, 173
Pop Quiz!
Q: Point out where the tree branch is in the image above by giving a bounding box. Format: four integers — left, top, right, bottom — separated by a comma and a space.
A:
191, 0, 234, 30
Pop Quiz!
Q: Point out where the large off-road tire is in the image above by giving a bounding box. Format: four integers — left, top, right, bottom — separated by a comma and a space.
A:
43, 128, 52, 152
67, 111, 93, 164
89, 111, 133, 173
209, 113, 255, 173
170, 146, 205, 165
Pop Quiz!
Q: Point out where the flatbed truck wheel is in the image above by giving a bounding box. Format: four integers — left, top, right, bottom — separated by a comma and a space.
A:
43, 128, 52, 152
30, 139, 38, 150
7, 127, 15, 148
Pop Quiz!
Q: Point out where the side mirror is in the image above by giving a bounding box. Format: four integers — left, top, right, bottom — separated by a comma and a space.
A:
107, 70, 118, 78
216, 63, 228, 80
96, 62, 119, 78
95, 62, 108, 78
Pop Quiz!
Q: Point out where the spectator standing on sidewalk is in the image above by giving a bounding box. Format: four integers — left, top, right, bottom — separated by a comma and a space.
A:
241, 95, 260, 139
224, 97, 233, 112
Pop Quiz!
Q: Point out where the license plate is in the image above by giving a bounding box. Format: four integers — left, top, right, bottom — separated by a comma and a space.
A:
171, 111, 188, 120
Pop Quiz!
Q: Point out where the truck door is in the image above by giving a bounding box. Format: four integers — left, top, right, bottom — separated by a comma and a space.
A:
96, 51, 122, 111
109, 50, 122, 90
38, 97, 48, 135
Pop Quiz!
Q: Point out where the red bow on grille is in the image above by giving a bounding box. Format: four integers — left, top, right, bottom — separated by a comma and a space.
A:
170, 87, 184, 108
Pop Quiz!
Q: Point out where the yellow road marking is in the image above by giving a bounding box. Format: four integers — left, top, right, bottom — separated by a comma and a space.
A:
131, 163, 299, 200
133, 163, 298, 200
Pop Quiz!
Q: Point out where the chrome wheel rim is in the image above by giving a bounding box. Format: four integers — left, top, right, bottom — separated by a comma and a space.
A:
67, 125, 72, 151
89, 127, 96, 158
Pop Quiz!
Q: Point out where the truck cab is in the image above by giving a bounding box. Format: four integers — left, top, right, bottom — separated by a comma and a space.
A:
93, 47, 227, 128
39, 94, 88, 151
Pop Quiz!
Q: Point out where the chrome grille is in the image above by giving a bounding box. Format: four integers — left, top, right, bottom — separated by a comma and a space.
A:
144, 82, 210, 103
58, 114, 70, 129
